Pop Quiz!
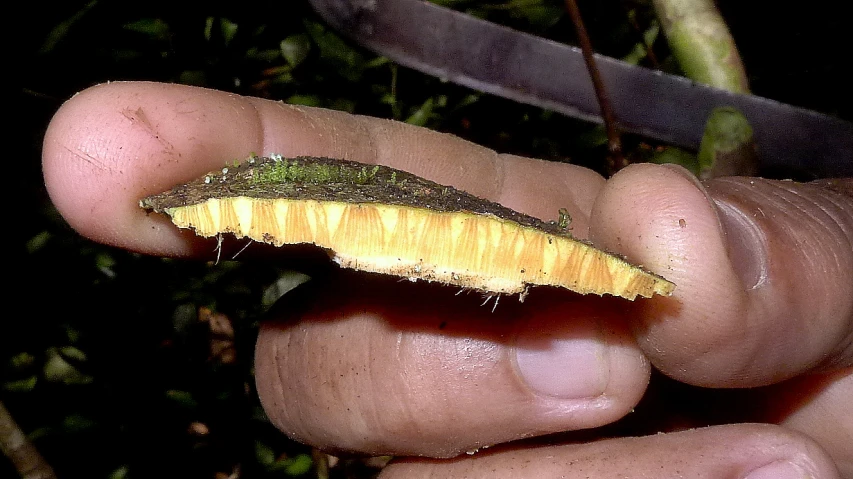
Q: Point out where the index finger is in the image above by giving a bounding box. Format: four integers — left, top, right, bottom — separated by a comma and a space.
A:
43, 82, 604, 256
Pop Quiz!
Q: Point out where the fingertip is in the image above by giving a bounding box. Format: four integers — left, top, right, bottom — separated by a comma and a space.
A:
592, 164, 853, 387
590, 161, 744, 318
590, 163, 731, 289
43, 82, 267, 255
589, 164, 749, 385
379, 424, 843, 479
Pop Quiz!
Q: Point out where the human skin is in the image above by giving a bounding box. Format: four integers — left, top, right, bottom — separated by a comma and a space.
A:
43, 82, 852, 478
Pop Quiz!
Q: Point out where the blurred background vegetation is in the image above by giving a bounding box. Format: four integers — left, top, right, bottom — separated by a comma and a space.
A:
9, 0, 849, 478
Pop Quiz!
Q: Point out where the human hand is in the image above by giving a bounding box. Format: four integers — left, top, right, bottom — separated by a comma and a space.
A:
43, 82, 852, 478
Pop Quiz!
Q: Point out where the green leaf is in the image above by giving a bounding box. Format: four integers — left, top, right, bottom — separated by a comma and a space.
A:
574, 126, 609, 149
697, 106, 755, 177
451, 94, 481, 111
281, 35, 312, 67
268, 453, 313, 475
39, 0, 98, 54
251, 406, 270, 422
698, 107, 753, 160
26, 231, 52, 254
124, 18, 171, 40
304, 20, 366, 82
62, 414, 97, 433
165, 390, 198, 408
27, 427, 53, 442
255, 440, 276, 466
64, 325, 82, 343
3, 376, 38, 392
246, 47, 282, 62
622, 22, 659, 65
506, 1, 562, 30
59, 346, 88, 362
204, 17, 214, 41
284, 95, 323, 106
365, 56, 391, 69
10, 352, 36, 370
108, 466, 130, 479
95, 252, 116, 278
649, 146, 700, 175
281, 453, 313, 476
406, 97, 435, 126
44, 348, 93, 385
179, 69, 208, 86
220, 18, 239, 46
327, 98, 357, 113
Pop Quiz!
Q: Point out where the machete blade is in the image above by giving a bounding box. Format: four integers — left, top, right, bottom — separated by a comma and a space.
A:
309, 0, 853, 177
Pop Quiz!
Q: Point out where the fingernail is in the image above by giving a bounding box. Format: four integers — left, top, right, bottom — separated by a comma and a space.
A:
663, 164, 768, 290
743, 461, 807, 479
713, 198, 768, 290
514, 314, 608, 399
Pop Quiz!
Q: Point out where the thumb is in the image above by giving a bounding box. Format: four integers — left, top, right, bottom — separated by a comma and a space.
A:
590, 164, 853, 387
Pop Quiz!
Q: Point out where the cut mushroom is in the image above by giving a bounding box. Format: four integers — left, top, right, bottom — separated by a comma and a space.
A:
141, 155, 675, 300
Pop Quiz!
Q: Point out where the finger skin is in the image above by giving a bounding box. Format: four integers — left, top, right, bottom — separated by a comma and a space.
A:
255, 274, 649, 457
380, 424, 840, 478
759, 367, 853, 477
42, 82, 604, 257
590, 165, 853, 386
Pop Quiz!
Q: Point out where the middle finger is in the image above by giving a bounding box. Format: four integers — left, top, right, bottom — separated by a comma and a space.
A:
255, 272, 650, 457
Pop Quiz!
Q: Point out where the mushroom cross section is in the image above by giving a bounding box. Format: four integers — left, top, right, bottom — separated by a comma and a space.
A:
140, 155, 675, 300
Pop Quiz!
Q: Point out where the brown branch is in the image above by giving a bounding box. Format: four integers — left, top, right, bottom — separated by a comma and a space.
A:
563, 0, 625, 174
0, 400, 57, 479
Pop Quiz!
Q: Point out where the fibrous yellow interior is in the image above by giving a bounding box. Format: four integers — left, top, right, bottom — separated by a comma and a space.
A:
165, 196, 675, 300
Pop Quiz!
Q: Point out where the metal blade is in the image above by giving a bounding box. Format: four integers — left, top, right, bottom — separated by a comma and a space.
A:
309, 0, 852, 177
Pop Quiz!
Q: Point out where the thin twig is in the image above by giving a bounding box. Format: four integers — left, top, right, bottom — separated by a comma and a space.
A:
0, 400, 58, 479
563, 0, 625, 174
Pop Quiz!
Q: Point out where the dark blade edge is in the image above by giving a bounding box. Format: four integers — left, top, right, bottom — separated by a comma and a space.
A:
310, 0, 852, 177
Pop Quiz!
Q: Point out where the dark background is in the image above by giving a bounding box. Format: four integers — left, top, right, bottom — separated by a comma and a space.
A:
9, 1, 850, 478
